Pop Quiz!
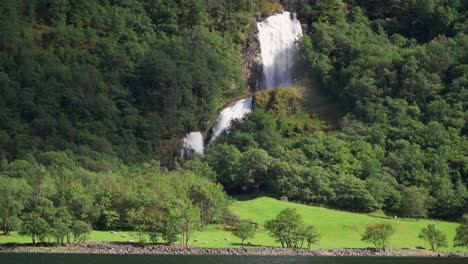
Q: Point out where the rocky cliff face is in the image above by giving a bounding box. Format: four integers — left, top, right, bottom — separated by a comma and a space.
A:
279, 0, 307, 12
242, 22, 264, 92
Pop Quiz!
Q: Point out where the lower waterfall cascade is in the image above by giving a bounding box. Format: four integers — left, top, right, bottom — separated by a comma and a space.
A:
181, 11, 303, 158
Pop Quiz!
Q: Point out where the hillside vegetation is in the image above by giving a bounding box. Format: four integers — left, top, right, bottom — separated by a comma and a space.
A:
0, 0, 466, 251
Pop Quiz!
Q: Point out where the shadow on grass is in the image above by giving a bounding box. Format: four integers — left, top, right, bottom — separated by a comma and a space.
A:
229, 242, 265, 247
367, 214, 421, 222
231, 194, 273, 201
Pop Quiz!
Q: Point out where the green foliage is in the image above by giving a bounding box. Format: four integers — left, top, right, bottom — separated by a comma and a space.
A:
253, 87, 328, 135
161, 213, 180, 246
303, 225, 321, 249
71, 220, 91, 243
52, 219, 71, 245
20, 213, 50, 244
205, 0, 468, 221
231, 221, 256, 246
400, 187, 428, 219
265, 208, 320, 248
454, 223, 468, 248
0, 176, 31, 235
361, 223, 395, 251
0, 0, 267, 163
330, 175, 379, 213
419, 224, 448, 251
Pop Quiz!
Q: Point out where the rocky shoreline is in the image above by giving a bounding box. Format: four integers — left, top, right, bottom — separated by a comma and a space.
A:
1, 242, 467, 257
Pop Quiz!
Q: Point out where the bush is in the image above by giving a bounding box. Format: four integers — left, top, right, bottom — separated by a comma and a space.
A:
265, 208, 320, 248
361, 223, 395, 251
453, 223, 468, 248
231, 221, 256, 246
71, 221, 92, 243
20, 213, 50, 245
419, 224, 448, 251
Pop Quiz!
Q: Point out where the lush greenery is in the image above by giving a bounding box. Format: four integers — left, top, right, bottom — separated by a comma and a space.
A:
203, 0, 467, 221
0, 0, 467, 251
231, 197, 463, 251
419, 224, 449, 251
361, 223, 395, 251
0, 152, 230, 245
0, 0, 278, 247
2, 197, 466, 252
454, 223, 468, 248
231, 221, 256, 246
265, 208, 320, 248
0, 0, 290, 165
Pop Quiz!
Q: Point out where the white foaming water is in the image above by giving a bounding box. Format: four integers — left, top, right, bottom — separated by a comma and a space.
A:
210, 98, 253, 143
182, 132, 204, 158
257, 11, 303, 89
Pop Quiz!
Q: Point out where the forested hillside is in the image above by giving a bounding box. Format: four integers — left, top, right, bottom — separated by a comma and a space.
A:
0, 0, 284, 164
204, 0, 468, 220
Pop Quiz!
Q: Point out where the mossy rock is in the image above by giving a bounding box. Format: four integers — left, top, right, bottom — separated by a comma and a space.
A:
253, 87, 300, 116
253, 87, 328, 136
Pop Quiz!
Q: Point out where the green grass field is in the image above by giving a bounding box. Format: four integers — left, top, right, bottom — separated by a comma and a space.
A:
1, 197, 466, 252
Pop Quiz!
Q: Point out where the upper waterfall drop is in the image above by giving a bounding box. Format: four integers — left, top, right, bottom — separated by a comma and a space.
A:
257, 11, 303, 89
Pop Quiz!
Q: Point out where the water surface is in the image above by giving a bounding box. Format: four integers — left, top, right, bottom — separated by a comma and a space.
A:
0, 254, 465, 264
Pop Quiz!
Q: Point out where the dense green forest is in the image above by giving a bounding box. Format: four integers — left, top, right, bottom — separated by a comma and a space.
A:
0, 0, 284, 164
0, 0, 467, 246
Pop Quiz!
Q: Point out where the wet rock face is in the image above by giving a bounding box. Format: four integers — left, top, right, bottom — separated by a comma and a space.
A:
243, 23, 264, 92
279, 0, 307, 12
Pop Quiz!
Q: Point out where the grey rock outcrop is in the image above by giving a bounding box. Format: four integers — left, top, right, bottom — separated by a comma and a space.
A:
242, 22, 264, 92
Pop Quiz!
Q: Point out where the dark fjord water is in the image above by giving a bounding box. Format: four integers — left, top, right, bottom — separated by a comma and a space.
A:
0, 254, 465, 264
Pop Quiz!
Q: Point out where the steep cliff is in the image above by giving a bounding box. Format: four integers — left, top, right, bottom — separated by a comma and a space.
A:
242, 23, 264, 92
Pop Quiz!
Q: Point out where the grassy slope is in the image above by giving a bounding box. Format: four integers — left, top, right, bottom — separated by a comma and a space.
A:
1, 197, 465, 252
229, 197, 465, 251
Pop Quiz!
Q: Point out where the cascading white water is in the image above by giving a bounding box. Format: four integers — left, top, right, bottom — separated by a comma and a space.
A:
209, 97, 253, 143
182, 12, 302, 157
182, 132, 204, 158
257, 11, 303, 89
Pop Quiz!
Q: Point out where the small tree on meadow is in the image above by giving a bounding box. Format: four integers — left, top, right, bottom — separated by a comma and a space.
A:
419, 224, 447, 251
361, 223, 394, 251
232, 221, 256, 246
265, 208, 320, 248
453, 223, 467, 248
303, 225, 320, 249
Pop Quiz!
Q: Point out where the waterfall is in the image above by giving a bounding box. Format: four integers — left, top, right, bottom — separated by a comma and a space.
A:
209, 98, 253, 143
181, 132, 204, 158
257, 11, 303, 89
182, 11, 302, 158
